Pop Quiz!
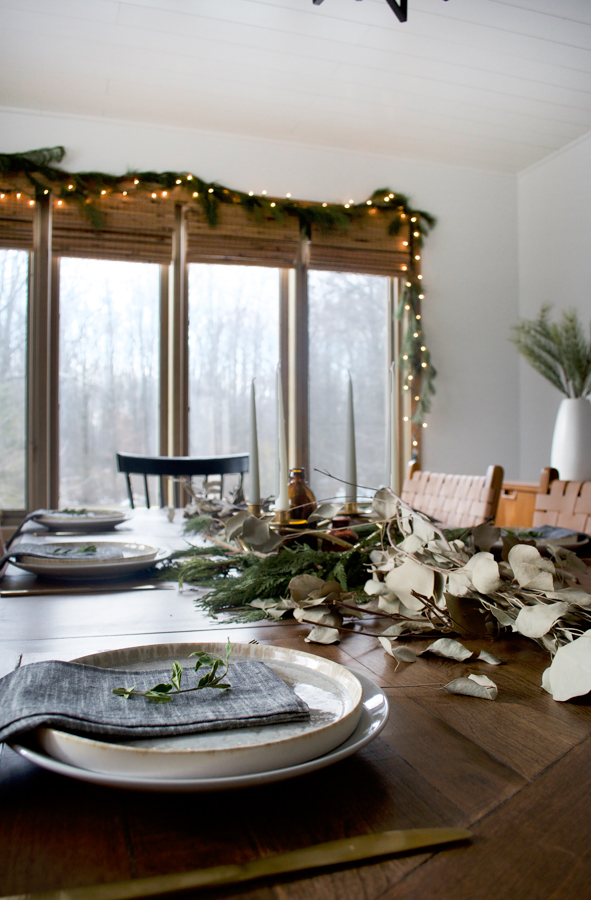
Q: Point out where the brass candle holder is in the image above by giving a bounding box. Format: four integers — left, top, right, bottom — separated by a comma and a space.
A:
343, 501, 358, 515
247, 503, 262, 518
273, 508, 291, 526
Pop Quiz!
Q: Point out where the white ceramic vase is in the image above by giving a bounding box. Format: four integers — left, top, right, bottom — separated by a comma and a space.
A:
550, 397, 591, 480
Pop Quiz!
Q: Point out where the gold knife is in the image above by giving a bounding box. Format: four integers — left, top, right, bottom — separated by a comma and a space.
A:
1, 827, 471, 900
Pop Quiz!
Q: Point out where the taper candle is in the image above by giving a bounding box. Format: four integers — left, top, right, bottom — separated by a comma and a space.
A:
389, 361, 398, 492
247, 379, 261, 506
276, 365, 289, 511
345, 372, 357, 504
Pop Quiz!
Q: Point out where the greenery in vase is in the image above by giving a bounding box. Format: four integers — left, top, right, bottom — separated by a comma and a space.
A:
510, 305, 591, 398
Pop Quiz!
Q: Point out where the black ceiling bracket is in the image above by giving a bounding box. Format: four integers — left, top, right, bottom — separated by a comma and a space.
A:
384, 0, 407, 22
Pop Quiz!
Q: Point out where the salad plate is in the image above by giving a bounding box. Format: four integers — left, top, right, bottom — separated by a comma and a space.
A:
12, 669, 387, 792
36, 642, 364, 779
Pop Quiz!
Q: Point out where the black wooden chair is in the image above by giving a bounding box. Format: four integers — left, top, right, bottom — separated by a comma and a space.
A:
116, 452, 249, 509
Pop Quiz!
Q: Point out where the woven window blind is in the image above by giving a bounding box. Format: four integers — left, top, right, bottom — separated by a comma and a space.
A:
0, 194, 411, 274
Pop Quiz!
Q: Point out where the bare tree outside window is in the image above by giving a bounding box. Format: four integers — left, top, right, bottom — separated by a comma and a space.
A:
0, 249, 27, 509
309, 271, 388, 503
188, 265, 279, 500
59, 258, 159, 506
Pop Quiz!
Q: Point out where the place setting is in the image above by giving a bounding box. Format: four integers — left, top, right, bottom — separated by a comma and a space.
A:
5, 640, 389, 792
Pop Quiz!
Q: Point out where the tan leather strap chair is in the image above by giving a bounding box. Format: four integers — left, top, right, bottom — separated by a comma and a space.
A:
533, 467, 591, 534
401, 461, 504, 529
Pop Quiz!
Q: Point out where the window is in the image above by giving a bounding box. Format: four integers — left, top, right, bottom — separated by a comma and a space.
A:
0, 249, 28, 509
308, 271, 389, 502
188, 264, 280, 499
59, 258, 160, 506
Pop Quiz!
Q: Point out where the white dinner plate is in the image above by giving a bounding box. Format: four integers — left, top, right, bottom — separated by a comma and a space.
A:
11, 543, 169, 579
32, 509, 132, 531
36, 642, 364, 778
12, 670, 387, 792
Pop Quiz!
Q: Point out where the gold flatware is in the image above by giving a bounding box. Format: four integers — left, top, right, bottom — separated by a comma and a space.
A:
0, 827, 471, 900
0, 584, 173, 598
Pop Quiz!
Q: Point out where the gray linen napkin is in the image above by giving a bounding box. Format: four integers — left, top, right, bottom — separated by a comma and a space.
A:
0, 659, 310, 743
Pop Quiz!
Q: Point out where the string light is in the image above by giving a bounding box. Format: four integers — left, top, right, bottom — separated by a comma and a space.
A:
401, 213, 406, 219
151, 192, 157, 198
270, 202, 276, 207
286, 193, 291, 198
44, 189, 49, 194
416, 314, 421, 320
175, 179, 181, 184
389, 193, 394, 198
413, 440, 418, 446
422, 423, 428, 428
403, 241, 408, 246
134, 179, 139, 185
193, 192, 198, 198
415, 255, 420, 260
29, 199, 34, 206
403, 416, 409, 421
68, 184, 74, 190
413, 332, 419, 337
261, 190, 267, 195
410, 217, 417, 222
248, 191, 254, 196
418, 274, 423, 280
162, 191, 167, 197
408, 375, 413, 381
422, 362, 428, 368
0, 194, 4, 199
57, 200, 62, 206
208, 188, 214, 193
16, 193, 21, 199
122, 191, 127, 196
406, 282, 411, 287
419, 293, 424, 299
421, 345, 426, 351
402, 354, 408, 360
366, 200, 372, 206
404, 304, 410, 310
187, 175, 193, 180
384, 196, 390, 202
414, 231, 420, 236
322, 202, 327, 207
415, 395, 420, 401
101, 190, 106, 195
344, 204, 350, 209
401, 265, 407, 271
403, 385, 409, 391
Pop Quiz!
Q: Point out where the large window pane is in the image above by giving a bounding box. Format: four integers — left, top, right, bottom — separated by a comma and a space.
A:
188, 265, 279, 499
309, 271, 388, 503
59, 258, 159, 506
0, 249, 28, 509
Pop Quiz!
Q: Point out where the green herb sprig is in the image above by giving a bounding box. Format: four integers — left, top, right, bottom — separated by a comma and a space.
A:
112, 641, 232, 703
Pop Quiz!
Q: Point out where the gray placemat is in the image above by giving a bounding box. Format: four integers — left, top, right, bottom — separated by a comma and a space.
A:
0, 659, 310, 742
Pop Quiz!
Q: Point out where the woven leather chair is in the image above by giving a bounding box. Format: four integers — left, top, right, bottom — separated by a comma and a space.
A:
533, 467, 591, 534
401, 461, 504, 528
116, 452, 249, 509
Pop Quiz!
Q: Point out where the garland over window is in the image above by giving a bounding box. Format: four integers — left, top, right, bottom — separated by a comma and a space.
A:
0, 145, 436, 426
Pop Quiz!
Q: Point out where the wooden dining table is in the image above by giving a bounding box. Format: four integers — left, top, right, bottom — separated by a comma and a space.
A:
1, 509, 591, 900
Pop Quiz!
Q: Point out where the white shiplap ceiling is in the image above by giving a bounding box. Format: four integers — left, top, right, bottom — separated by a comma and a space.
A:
1, 0, 591, 172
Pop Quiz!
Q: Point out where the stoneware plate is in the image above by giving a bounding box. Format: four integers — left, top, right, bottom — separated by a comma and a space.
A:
12, 669, 387, 792
36, 642, 364, 779
32, 509, 132, 531
11, 543, 168, 579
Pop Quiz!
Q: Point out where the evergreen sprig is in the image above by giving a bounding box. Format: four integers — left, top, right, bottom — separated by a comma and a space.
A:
112, 641, 232, 703
510, 305, 591, 398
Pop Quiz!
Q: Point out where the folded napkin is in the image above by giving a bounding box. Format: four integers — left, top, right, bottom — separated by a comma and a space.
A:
0, 660, 310, 743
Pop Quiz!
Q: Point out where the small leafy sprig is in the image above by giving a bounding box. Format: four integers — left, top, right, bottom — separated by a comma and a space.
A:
112, 640, 232, 703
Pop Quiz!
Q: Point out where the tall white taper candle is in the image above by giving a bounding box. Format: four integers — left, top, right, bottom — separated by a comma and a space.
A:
276, 365, 290, 511
247, 379, 261, 505
389, 361, 398, 492
345, 372, 357, 504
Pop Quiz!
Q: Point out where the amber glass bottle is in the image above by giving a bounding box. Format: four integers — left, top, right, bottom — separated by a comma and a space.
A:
288, 468, 317, 523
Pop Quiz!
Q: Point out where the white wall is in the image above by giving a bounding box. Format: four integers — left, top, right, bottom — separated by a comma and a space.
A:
518, 132, 591, 480
0, 106, 521, 479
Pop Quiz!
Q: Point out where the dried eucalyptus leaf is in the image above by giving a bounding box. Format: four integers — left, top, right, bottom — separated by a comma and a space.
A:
470, 555, 503, 594
242, 516, 284, 553
477, 649, 503, 665
445, 593, 495, 638
382, 620, 437, 637
398, 534, 426, 553
412, 516, 437, 543
289, 574, 325, 604
513, 601, 568, 638
304, 625, 341, 644
385, 558, 434, 611
378, 637, 417, 663
363, 578, 389, 597
307, 502, 342, 524
547, 588, 591, 607
546, 545, 587, 574
224, 510, 251, 541
249, 597, 282, 610
542, 630, 591, 701
378, 593, 401, 614
372, 487, 398, 521
486, 606, 516, 627
422, 638, 473, 662
508, 544, 555, 590
472, 524, 501, 552
444, 673, 498, 700
446, 569, 472, 597
293, 605, 342, 627
501, 533, 535, 562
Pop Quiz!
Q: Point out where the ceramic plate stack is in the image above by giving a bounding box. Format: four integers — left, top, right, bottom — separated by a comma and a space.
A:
10, 542, 169, 579
12, 642, 389, 792
32, 509, 132, 531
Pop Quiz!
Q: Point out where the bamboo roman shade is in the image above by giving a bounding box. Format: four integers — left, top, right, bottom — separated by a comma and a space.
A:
0, 193, 412, 274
